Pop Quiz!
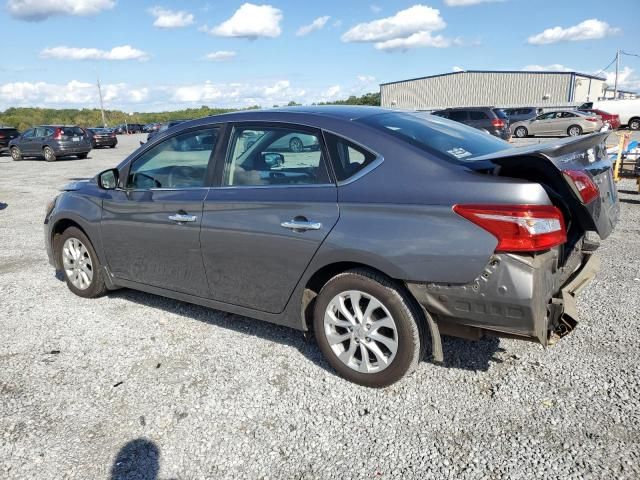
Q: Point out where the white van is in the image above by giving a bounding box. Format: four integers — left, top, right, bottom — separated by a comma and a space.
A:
579, 99, 640, 130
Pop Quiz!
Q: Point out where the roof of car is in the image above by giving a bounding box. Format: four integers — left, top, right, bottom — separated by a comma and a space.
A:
204, 105, 391, 122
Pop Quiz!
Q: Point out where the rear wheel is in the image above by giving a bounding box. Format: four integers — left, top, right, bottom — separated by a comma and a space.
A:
10, 147, 22, 161
43, 146, 56, 162
57, 227, 107, 298
77, 153, 88, 159
567, 125, 582, 137
313, 269, 426, 388
629, 118, 640, 130
514, 126, 528, 138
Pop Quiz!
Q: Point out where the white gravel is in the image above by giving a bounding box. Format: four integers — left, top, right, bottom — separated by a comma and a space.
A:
1, 133, 639, 479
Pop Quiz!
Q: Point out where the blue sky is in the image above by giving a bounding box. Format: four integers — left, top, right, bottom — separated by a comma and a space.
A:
0, 0, 638, 111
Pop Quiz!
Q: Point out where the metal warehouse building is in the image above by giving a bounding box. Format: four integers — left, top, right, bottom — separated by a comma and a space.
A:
380, 70, 608, 110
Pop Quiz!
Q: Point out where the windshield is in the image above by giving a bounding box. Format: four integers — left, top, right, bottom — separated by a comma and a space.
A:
359, 112, 511, 163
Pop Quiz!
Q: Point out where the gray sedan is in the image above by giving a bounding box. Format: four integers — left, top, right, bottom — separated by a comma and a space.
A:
511, 110, 603, 138
43, 107, 619, 387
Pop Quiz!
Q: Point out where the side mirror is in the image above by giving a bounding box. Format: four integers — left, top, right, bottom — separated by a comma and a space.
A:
97, 168, 119, 190
262, 152, 285, 168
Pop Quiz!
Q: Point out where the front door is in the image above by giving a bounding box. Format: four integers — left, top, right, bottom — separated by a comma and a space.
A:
200, 124, 339, 313
18, 128, 36, 154
101, 127, 220, 297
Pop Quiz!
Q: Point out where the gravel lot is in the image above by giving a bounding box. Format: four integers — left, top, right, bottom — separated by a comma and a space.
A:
1, 132, 639, 480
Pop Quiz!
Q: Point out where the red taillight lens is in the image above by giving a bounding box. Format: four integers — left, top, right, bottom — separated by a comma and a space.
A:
453, 204, 567, 252
585, 117, 598, 122
562, 170, 599, 204
53, 128, 62, 140
491, 118, 505, 128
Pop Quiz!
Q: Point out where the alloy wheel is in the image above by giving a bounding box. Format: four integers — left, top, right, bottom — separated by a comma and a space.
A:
44, 147, 55, 161
10, 148, 21, 161
323, 290, 398, 374
568, 126, 580, 136
62, 237, 94, 290
289, 137, 304, 153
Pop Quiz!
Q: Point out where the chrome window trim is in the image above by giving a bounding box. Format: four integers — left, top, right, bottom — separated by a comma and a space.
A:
335, 155, 384, 187
209, 183, 335, 190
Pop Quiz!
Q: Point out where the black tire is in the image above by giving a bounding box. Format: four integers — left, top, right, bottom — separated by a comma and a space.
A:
43, 146, 56, 162
567, 125, 582, 137
313, 268, 426, 388
110, 145, 117, 149
289, 137, 304, 153
77, 153, 88, 159
514, 126, 528, 138
57, 227, 107, 298
629, 118, 640, 131
10, 146, 22, 161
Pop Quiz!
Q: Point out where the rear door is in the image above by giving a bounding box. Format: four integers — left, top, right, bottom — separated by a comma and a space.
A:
531, 112, 557, 135
17, 129, 36, 154
200, 123, 339, 313
468, 110, 490, 130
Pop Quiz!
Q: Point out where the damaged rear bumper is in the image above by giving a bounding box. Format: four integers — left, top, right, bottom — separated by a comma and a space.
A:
407, 248, 600, 346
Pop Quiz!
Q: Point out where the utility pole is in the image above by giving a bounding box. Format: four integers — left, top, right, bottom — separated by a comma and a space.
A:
97, 74, 107, 127
614, 49, 620, 99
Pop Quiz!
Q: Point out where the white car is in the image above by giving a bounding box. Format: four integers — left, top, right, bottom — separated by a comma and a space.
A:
581, 99, 640, 130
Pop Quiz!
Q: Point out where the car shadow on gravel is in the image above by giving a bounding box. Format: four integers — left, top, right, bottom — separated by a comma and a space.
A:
106, 289, 333, 373
106, 288, 503, 375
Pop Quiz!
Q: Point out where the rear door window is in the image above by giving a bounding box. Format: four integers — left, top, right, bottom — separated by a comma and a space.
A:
448, 111, 468, 121
469, 111, 489, 120
324, 133, 378, 182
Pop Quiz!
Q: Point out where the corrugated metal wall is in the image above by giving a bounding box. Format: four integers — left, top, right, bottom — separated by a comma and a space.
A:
380, 72, 579, 109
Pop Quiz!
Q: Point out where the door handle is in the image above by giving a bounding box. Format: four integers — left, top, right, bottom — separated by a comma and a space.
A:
280, 220, 322, 231
169, 213, 197, 223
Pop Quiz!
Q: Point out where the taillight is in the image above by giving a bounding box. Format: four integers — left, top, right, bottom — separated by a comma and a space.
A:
491, 118, 505, 128
585, 117, 598, 122
453, 204, 567, 252
53, 128, 62, 140
562, 169, 599, 204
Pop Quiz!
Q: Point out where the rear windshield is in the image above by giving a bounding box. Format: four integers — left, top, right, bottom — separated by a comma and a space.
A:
60, 127, 85, 136
493, 109, 508, 119
358, 112, 511, 163
90, 128, 111, 133
0, 128, 19, 135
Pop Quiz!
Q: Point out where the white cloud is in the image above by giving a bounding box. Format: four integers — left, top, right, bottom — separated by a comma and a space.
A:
204, 51, 237, 61
342, 4, 455, 51
296, 16, 330, 36
203, 3, 282, 39
357, 75, 376, 83
603, 67, 640, 92
528, 19, 620, 45
7, 0, 115, 21
444, 0, 503, 6
452, 65, 464, 72
523, 64, 574, 72
323, 85, 342, 99
40, 45, 149, 61
149, 7, 194, 28
375, 31, 451, 51
370, 4, 382, 13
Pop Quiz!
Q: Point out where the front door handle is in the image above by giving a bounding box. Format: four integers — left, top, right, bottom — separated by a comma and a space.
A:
169, 213, 197, 223
280, 220, 322, 231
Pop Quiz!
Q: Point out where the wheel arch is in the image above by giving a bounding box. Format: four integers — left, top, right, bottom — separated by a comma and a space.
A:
50, 218, 91, 269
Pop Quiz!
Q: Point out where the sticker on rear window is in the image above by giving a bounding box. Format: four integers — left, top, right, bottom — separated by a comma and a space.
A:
447, 147, 472, 159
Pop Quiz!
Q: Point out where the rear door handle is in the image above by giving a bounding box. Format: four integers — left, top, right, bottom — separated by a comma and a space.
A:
169, 213, 197, 223
280, 220, 322, 231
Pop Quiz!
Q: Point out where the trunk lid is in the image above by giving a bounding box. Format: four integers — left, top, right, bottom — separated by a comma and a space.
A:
471, 132, 619, 239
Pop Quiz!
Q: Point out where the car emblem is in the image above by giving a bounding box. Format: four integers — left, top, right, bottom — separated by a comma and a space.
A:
587, 148, 596, 163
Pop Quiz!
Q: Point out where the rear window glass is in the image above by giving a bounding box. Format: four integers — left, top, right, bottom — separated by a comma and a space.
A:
469, 111, 489, 120
59, 127, 85, 136
358, 112, 511, 163
448, 111, 467, 121
493, 109, 508, 119
324, 133, 378, 181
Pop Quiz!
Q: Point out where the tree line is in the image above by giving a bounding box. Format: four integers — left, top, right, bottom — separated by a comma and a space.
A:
0, 92, 381, 131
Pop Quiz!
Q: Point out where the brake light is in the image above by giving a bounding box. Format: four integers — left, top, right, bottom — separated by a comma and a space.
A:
585, 117, 598, 122
491, 118, 505, 128
453, 204, 566, 252
563, 169, 599, 204
53, 128, 62, 140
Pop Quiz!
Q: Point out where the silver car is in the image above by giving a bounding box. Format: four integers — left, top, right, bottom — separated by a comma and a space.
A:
511, 110, 603, 138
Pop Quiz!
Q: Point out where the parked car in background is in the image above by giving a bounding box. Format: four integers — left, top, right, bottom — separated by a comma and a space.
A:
580, 99, 640, 130
432, 107, 511, 140
9, 125, 91, 162
43, 106, 618, 387
87, 128, 118, 149
511, 110, 603, 138
114, 123, 144, 134
578, 108, 621, 129
503, 107, 537, 123
0, 127, 20, 155
146, 120, 187, 141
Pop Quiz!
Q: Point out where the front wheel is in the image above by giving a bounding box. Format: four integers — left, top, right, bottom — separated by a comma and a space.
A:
514, 126, 528, 138
10, 147, 22, 161
567, 125, 582, 137
289, 137, 304, 153
43, 146, 56, 162
313, 269, 426, 388
629, 118, 640, 130
57, 227, 107, 298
